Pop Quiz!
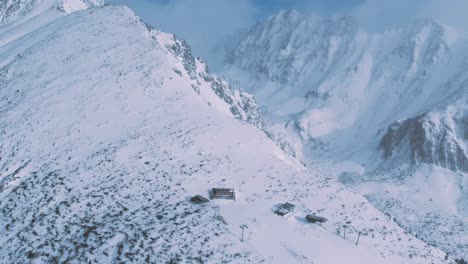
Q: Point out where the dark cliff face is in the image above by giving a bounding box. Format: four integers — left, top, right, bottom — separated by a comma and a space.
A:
380, 107, 468, 172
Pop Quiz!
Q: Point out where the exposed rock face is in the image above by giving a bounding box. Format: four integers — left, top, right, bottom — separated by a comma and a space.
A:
380, 100, 468, 172
166, 34, 264, 129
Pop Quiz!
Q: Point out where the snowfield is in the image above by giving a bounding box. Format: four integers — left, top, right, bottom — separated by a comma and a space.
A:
0, 1, 462, 263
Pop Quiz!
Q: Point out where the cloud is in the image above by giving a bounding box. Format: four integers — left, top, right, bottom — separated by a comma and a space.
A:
109, 0, 257, 69
350, 0, 468, 32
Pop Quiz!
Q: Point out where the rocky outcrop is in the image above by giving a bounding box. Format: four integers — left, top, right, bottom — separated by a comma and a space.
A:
380, 100, 467, 172
166, 33, 264, 129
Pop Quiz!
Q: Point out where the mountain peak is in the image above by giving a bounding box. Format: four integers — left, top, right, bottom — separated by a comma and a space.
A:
412, 17, 442, 30
408, 18, 462, 47
407, 17, 445, 38
264, 9, 357, 32
224, 10, 360, 84
273, 9, 302, 20
259, 8, 306, 30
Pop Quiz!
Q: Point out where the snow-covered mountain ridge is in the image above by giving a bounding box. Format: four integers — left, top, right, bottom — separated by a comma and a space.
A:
222, 9, 467, 259
164, 34, 263, 128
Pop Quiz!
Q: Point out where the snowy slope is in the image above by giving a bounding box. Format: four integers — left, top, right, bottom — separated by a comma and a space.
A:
222, 9, 467, 259
0, 3, 454, 263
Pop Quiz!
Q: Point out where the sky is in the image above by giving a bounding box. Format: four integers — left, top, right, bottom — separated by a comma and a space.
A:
107, 0, 468, 69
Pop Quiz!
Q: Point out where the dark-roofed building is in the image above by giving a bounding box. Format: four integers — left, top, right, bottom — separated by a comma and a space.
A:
275, 202, 295, 216
210, 188, 235, 200
191, 195, 210, 204
306, 214, 327, 223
